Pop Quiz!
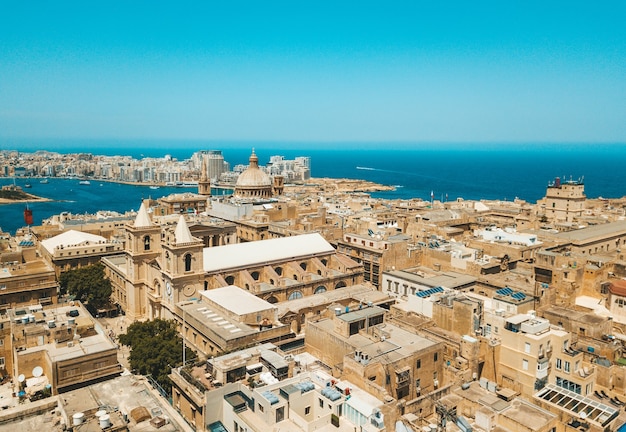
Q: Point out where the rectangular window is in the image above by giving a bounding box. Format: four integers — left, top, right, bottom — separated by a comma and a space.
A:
434, 353, 438, 362
319, 398, 324, 408
416, 359, 421, 369
564, 361, 571, 373
522, 359, 529, 371
305, 406, 311, 415
525, 342, 531, 354
556, 358, 562, 370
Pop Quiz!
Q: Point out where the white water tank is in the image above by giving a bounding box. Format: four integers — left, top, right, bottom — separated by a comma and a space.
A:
95, 409, 107, 418
72, 412, 85, 426
99, 414, 111, 429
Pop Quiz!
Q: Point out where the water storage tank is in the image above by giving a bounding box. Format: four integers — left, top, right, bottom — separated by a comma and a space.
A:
95, 409, 107, 418
99, 414, 111, 429
72, 412, 85, 426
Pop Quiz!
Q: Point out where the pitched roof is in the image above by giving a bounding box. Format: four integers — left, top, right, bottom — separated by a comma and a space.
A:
40, 230, 107, 254
174, 215, 195, 244
610, 279, 626, 297
133, 203, 152, 228
203, 233, 335, 273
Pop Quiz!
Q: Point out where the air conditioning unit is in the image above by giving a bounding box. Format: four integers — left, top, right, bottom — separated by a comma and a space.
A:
433, 379, 439, 389
370, 416, 384, 428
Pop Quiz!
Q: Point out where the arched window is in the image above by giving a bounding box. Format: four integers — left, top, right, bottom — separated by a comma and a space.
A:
225, 275, 235, 285
144, 235, 151, 251
184, 254, 192, 272
314, 286, 327, 294
288, 291, 303, 301
267, 296, 278, 304
251, 271, 260, 281
335, 281, 347, 289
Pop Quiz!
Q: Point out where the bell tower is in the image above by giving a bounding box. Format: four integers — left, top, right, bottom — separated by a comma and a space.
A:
198, 154, 211, 197
161, 215, 205, 308
125, 202, 161, 321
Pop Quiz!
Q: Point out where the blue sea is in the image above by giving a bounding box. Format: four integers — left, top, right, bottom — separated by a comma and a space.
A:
1, 140, 625, 235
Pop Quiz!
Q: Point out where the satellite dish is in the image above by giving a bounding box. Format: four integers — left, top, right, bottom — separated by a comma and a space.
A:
32, 366, 43, 378
18, 374, 25, 383
579, 411, 588, 420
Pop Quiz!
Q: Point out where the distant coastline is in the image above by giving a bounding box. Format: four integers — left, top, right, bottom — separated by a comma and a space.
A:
0, 192, 51, 205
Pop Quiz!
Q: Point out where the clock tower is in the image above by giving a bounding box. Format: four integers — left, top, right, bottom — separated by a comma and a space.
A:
161, 215, 205, 310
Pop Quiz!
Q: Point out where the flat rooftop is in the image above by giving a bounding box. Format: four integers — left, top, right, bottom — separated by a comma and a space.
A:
275, 284, 392, 318
312, 319, 437, 364
180, 300, 259, 343
553, 220, 626, 244
385, 268, 476, 290
200, 285, 275, 316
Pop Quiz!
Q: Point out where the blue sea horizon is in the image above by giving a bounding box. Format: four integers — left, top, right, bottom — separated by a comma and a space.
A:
1, 141, 625, 235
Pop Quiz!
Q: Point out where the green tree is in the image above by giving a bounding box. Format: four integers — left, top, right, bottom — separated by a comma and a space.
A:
59, 263, 112, 315
118, 319, 197, 393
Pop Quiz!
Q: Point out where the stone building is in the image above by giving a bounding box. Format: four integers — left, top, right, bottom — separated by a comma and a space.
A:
337, 232, 421, 289
0, 240, 58, 310
202, 233, 363, 304
493, 313, 597, 400
306, 305, 444, 403
234, 150, 273, 199
540, 177, 586, 224
10, 301, 120, 395
39, 229, 124, 277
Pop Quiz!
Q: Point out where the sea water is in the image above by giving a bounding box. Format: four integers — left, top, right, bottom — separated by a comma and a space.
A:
1, 141, 625, 235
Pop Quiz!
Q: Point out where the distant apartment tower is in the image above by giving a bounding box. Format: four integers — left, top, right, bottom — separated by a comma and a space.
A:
543, 177, 586, 223
194, 150, 226, 181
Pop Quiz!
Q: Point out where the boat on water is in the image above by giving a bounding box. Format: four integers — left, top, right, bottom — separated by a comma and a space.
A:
40, 178, 49, 184
79, 180, 91, 185
24, 183, 32, 188
149, 186, 160, 190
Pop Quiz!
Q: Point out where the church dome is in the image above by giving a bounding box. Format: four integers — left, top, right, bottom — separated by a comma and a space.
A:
235, 150, 272, 197
236, 150, 271, 187
236, 166, 271, 187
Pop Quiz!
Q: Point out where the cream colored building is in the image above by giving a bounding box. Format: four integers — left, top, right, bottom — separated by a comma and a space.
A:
494, 313, 596, 400
541, 177, 586, 223
10, 301, 120, 395
39, 229, 124, 277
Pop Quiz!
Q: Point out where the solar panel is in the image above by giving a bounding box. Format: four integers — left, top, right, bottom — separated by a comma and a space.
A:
511, 292, 526, 300
496, 287, 513, 296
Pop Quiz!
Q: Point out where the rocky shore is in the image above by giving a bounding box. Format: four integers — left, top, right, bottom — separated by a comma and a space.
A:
286, 177, 395, 194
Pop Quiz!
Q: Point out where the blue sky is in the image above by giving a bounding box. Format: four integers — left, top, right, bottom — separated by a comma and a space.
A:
0, 1, 624, 144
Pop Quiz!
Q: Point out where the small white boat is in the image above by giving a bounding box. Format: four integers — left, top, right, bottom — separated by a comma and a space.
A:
79, 180, 91, 185
149, 186, 160, 190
